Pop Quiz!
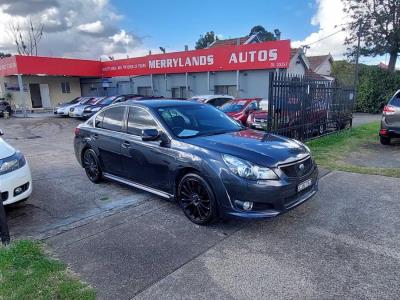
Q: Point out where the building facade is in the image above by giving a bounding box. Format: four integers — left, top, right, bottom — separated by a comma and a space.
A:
0, 39, 331, 110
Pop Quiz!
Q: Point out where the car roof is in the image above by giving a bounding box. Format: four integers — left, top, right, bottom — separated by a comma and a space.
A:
189, 94, 234, 100
123, 99, 199, 108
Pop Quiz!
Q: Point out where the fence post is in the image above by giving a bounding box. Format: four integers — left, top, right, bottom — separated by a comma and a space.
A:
0, 198, 10, 246
267, 72, 274, 132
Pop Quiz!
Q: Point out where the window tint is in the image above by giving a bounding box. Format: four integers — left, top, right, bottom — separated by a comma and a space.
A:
95, 112, 104, 128
102, 106, 126, 131
127, 107, 159, 135
389, 92, 400, 107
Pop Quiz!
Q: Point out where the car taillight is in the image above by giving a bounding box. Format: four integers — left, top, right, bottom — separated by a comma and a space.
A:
74, 127, 80, 136
383, 105, 396, 115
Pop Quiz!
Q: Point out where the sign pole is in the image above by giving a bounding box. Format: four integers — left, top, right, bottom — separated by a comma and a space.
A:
17, 74, 27, 118
0, 197, 10, 246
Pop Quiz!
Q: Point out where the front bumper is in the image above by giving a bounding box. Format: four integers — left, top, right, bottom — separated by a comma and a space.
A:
0, 163, 32, 205
217, 165, 319, 219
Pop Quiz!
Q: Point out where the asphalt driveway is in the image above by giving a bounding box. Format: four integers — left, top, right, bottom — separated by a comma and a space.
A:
1, 114, 400, 299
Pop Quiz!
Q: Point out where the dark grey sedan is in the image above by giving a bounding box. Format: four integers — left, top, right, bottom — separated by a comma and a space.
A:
73, 100, 318, 225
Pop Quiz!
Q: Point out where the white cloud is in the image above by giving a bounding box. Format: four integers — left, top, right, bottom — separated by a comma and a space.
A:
0, 0, 143, 59
77, 20, 104, 34
292, 0, 349, 59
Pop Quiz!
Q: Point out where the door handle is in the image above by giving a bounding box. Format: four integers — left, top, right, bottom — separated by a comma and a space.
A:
122, 141, 130, 148
92, 133, 99, 139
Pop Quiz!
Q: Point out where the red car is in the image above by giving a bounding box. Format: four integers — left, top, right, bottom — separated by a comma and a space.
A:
219, 98, 260, 125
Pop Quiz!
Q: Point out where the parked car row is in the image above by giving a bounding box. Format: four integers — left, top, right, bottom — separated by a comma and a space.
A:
55, 95, 164, 119
55, 93, 337, 140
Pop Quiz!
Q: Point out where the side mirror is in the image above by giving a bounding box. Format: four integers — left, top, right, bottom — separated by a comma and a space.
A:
0, 129, 4, 136
141, 129, 160, 141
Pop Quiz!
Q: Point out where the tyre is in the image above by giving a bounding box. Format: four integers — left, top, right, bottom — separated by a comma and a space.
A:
177, 173, 217, 225
82, 148, 103, 183
380, 136, 391, 145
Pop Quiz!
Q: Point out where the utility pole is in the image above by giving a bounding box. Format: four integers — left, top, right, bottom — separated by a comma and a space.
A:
354, 21, 362, 87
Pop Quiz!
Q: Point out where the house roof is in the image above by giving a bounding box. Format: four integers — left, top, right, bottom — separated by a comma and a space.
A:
290, 48, 300, 59
304, 69, 330, 81
208, 36, 251, 48
307, 54, 332, 71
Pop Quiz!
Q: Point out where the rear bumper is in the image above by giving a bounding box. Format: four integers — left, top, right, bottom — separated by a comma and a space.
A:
380, 119, 400, 138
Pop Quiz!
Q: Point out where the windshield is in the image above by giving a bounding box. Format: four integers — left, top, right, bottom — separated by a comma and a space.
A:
99, 96, 117, 105
157, 104, 242, 138
79, 98, 93, 104
220, 101, 247, 113
69, 97, 81, 104
88, 98, 102, 105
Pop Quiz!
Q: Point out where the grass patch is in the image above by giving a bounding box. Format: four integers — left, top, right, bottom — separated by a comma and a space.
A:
0, 240, 95, 300
307, 121, 400, 178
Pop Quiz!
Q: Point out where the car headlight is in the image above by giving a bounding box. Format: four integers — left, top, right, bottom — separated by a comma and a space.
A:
222, 154, 278, 180
0, 151, 26, 175
91, 107, 101, 112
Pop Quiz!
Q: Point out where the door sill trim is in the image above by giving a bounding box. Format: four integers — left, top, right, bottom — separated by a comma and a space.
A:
103, 173, 174, 199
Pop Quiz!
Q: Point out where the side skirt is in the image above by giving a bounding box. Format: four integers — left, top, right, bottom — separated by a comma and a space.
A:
103, 172, 174, 200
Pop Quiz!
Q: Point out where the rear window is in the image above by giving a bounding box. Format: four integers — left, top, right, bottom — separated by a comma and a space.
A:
389, 92, 400, 107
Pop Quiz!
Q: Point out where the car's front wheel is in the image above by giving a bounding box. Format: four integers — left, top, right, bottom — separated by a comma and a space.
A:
83, 148, 103, 183
177, 173, 217, 225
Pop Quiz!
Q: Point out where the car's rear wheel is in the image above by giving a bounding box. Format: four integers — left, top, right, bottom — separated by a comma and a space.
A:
83, 148, 103, 183
380, 136, 391, 145
178, 173, 217, 225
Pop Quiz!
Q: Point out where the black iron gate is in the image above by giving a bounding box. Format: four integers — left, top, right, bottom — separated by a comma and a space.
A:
264, 73, 355, 141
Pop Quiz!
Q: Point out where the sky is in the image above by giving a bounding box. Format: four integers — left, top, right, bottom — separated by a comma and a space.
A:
0, 0, 391, 65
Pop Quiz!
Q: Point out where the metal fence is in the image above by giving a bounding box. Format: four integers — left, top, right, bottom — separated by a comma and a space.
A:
263, 73, 355, 141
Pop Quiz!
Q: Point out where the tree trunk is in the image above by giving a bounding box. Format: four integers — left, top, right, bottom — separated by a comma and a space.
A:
388, 52, 398, 72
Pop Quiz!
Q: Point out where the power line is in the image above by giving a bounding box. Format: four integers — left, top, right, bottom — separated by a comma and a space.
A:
302, 28, 345, 48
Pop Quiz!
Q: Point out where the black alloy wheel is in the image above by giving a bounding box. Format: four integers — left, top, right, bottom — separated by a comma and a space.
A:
83, 149, 102, 183
178, 173, 217, 225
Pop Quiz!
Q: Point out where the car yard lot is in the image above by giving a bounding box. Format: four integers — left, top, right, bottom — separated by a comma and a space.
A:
1, 115, 400, 299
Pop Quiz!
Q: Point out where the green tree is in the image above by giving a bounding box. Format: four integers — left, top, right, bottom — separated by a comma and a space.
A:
343, 0, 400, 72
195, 31, 218, 49
249, 25, 279, 41
0, 52, 11, 59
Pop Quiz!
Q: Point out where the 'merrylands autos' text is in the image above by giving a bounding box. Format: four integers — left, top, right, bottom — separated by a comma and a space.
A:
148, 49, 278, 69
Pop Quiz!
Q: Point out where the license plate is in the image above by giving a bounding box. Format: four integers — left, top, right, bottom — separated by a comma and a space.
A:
253, 123, 262, 128
297, 179, 312, 192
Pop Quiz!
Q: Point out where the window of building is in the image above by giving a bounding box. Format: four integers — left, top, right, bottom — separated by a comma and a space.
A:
102, 106, 126, 132
137, 86, 152, 96
61, 82, 71, 93
214, 85, 237, 97
171, 87, 188, 99
127, 107, 159, 135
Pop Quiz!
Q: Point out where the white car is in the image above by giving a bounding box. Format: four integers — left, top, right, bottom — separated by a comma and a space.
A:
54, 97, 93, 116
188, 95, 234, 107
0, 130, 32, 205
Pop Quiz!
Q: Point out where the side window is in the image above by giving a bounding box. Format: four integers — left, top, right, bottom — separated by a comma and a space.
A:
127, 107, 159, 135
95, 112, 104, 128
247, 101, 257, 111
215, 98, 229, 107
102, 106, 126, 132
207, 99, 217, 106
